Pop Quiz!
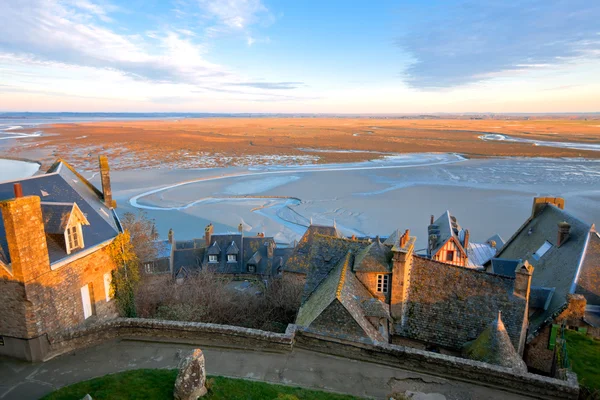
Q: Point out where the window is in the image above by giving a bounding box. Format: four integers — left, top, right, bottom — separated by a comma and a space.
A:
533, 241, 553, 260
248, 264, 256, 273
103, 273, 112, 302
80, 284, 93, 319
144, 262, 152, 273
446, 250, 454, 262
227, 254, 237, 262
376, 274, 389, 293
209, 255, 218, 263
66, 224, 83, 254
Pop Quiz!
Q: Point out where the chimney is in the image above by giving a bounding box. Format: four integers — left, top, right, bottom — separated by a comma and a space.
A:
0, 195, 50, 282
351, 234, 356, 241
168, 228, 174, 244
13, 183, 23, 198
557, 221, 571, 247
257, 232, 265, 238
99, 155, 115, 209
463, 229, 470, 249
204, 223, 213, 247
238, 223, 244, 234
531, 197, 564, 218
391, 230, 416, 323
430, 214, 434, 225
267, 240, 274, 258
514, 260, 534, 300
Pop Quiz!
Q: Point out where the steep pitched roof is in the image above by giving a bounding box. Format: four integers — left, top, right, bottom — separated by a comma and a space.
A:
207, 241, 221, 255
575, 231, 600, 305
462, 312, 527, 372
495, 203, 592, 336
301, 234, 369, 302
466, 242, 497, 268
397, 255, 528, 352
0, 160, 120, 265
353, 239, 392, 273
428, 211, 467, 258
226, 241, 240, 255
41, 202, 89, 234
296, 252, 386, 343
283, 224, 344, 274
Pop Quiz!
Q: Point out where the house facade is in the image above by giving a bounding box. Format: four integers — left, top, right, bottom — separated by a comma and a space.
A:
0, 157, 121, 361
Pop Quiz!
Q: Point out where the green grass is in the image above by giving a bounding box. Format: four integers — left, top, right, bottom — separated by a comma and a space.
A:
41, 369, 361, 400
565, 330, 600, 390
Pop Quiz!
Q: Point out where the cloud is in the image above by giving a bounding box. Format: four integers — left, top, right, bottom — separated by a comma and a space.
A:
0, 0, 232, 86
396, 1, 600, 89
229, 82, 305, 90
198, 0, 269, 30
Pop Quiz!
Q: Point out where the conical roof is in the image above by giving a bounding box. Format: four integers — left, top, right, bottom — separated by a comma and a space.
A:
462, 311, 527, 371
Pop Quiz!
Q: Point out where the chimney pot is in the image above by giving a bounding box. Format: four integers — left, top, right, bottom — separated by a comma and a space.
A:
13, 183, 23, 198
557, 221, 571, 247
430, 215, 434, 225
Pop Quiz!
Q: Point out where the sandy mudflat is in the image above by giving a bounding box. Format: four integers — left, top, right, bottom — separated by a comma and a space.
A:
6, 118, 600, 171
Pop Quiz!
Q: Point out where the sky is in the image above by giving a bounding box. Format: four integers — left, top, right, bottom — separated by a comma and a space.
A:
0, 0, 599, 113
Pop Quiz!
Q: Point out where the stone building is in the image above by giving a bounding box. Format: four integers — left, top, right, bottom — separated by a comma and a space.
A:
170, 223, 292, 280
294, 228, 531, 368
489, 197, 600, 373
0, 157, 121, 361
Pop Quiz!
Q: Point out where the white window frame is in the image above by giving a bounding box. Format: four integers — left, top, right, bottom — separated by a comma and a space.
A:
65, 223, 84, 254
103, 272, 113, 302
80, 284, 93, 319
227, 254, 237, 263
209, 255, 218, 263
376, 274, 389, 294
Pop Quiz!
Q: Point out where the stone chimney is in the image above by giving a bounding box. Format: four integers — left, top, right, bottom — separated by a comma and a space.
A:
430, 214, 434, 225
204, 223, 214, 247
390, 229, 416, 324
257, 232, 265, 238
557, 221, 571, 247
99, 155, 115, 209
351, 234, 356, 241
0, 190, 50, 282
514, 260, 534, 300
463, 229, 470, 249
168, 228, 174, 244
531, 197, 564, 218
238, 223, 243, 234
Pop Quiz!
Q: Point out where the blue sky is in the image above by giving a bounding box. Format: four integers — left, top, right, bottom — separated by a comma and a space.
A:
0, 0, 599, 112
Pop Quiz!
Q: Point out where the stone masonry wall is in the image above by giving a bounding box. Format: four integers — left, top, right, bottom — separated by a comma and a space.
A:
45, 319, 578, 400
399, 257, 527, 351
0, 277, 30, 338
25, 245, 119, 338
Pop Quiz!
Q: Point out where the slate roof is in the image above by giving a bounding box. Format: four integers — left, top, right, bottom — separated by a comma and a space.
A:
301, 234, 370, 302
462, 312, 527, 372
207, 241, 221, 255
353, 239, 392, 273
295, 251, 386, 343
428, 211, 466, 258
40, 203, 80, 234
283, 224, 344, 274
466, 241, 497, 268
575, 231, 600, 305
489, 258, 522, 277
495, 203, 592, 337
172, 247, 205, 276
529, 286, 555, 311
226, 241, 239, 255
0, 160, 121, 265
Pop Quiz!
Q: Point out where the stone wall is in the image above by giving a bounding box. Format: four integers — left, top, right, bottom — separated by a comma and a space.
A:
44, 318, 578, 399
0, 277, 29, 338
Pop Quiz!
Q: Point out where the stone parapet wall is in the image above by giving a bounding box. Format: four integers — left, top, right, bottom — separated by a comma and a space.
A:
296, 329, 578, 400
46, 319, 578, 399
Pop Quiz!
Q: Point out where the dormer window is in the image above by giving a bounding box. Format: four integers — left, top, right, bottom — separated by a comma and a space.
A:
227, 254, 237, 263
41, 202, 90, 256
67, 225, 82, 252
209, 255, 218, 263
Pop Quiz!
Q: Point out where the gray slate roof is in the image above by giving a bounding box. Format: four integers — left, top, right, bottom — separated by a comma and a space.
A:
462, 312, 527, 372
495, 203, 592, 337
0, 160, 120, 265
353, 239, 392, 273
428, 211, 466, 258
296, 251, 386, 343
283, 225, 344, 274
40, 203, 77, 234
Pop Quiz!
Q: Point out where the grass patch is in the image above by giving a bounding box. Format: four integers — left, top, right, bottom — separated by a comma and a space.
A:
565, 330, 600, 390
41, 369, 361, 400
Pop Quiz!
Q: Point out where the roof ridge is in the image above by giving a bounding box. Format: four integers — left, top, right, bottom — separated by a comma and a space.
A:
313, 233, 369, 243
55, 159, 104, 199
335, 252, 352, 298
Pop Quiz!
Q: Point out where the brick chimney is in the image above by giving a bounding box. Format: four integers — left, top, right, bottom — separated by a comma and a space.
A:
463, 229, 470, 249
430, 214, 434, 225
0, 190, 50, 282
531, 197, 564, 218
391, 229, 416, 324
204, 223, 214, 247
238, 223, 243, 234
557, 221, 571, 247
514, 260, 534, 300
168, 228, 174, 244
98, 155, 115, 209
